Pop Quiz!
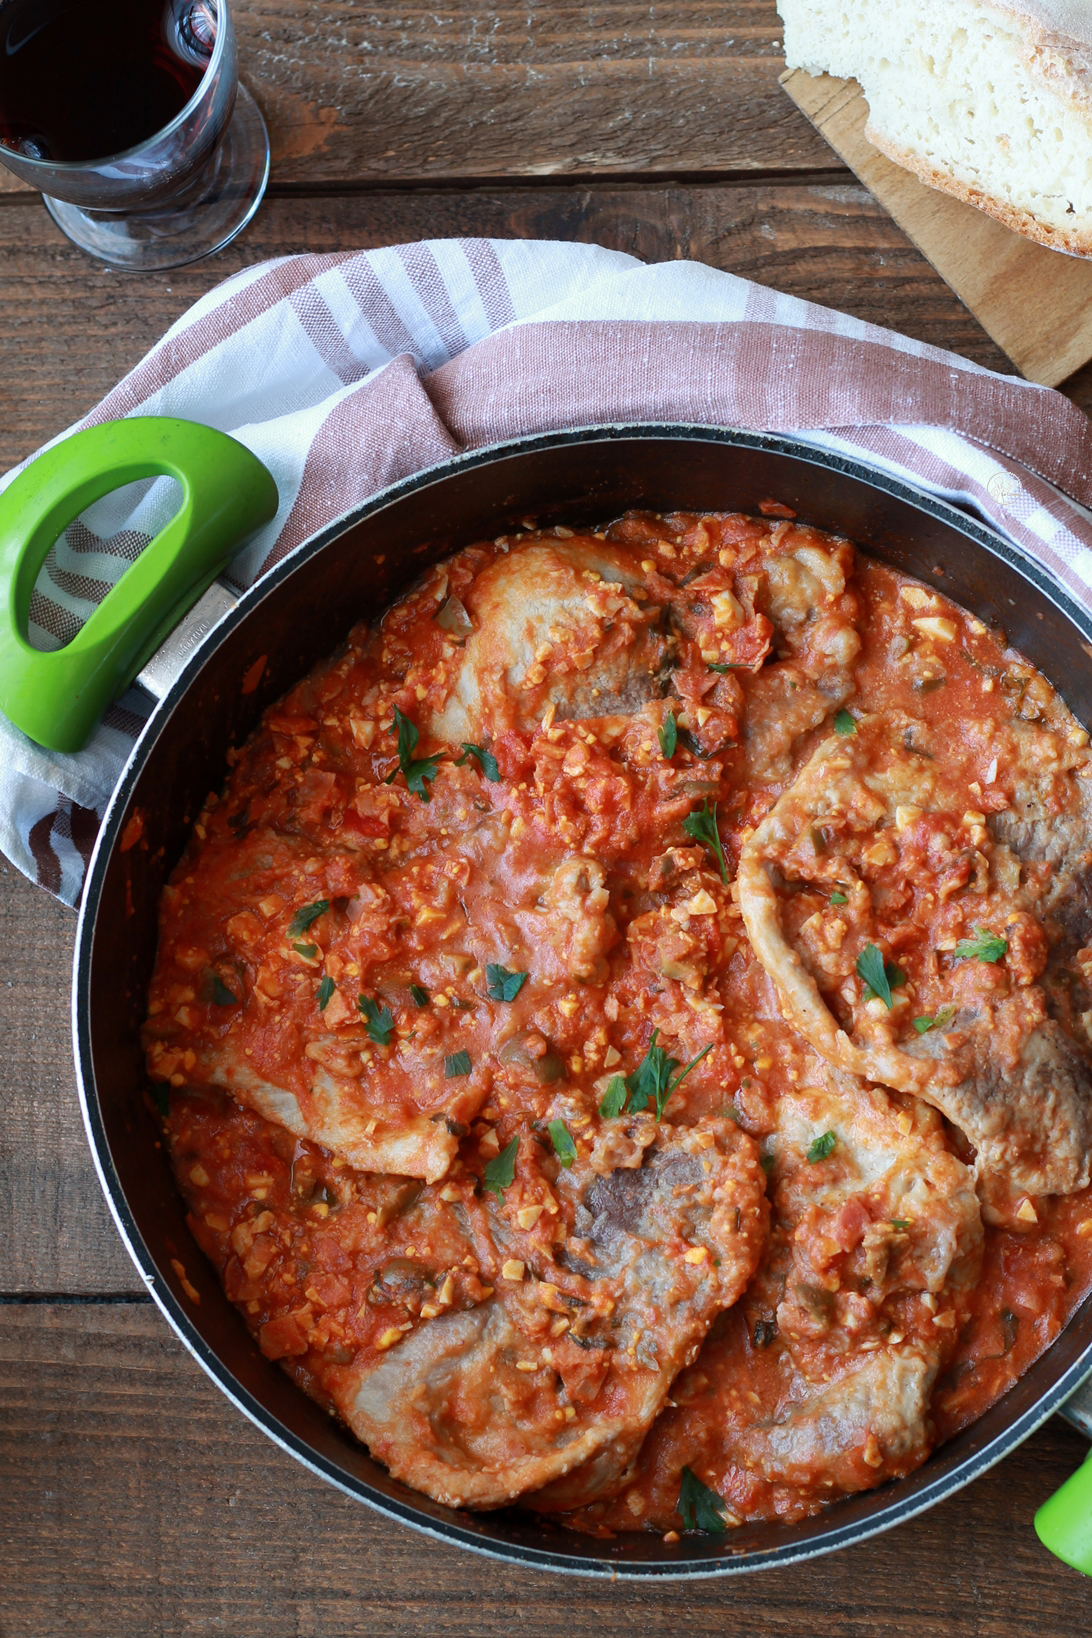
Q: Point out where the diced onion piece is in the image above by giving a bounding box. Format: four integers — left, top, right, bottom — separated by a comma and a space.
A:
435, 595, 473, 636
912, 616, 957, 642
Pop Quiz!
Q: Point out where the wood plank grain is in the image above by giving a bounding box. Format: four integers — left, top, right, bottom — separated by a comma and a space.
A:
0, 866, 138, 1294
235, 0, 832, 184
0, 2, 827, 191
0, 179, 1024, 478
1, 1300, 1089, 1636
780, 70, 1092, 388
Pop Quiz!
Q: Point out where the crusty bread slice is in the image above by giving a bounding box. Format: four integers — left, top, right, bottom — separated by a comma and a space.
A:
778, 0, 1092, 256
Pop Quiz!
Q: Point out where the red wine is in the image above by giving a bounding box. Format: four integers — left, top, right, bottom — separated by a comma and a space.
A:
0, 0, 215, 163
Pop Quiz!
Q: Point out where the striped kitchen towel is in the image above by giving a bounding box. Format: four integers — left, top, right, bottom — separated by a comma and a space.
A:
4, 237, 1092, 903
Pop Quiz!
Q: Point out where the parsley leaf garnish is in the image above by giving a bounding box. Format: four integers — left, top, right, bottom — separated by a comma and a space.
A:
678, 1466, 730, 1534
445, 1050, 472, 1077
830, 891, 848, 906
317, 976, 335, 1011
358, 994, 394, 1045
211, 975, 238, 1006
913, 1002, 956, 1036
856, 944, 906, 1008
622, 1031, 714, 1121
599, 1076, 627, 1118
409, 984, 430, 1007
759, 1152, 776, 1175
547, 1119, 577, 1168
707, 662, 734, 674
385, 706, 443, 801
807, 1130, 837, 1163
833, 709, 857, 736
288, 899, 329, 938
483, 1135, 518, 1198
486, 964, 528, 1003
891, 1219, 911, 1230
952, 926, 1008, 965
292, 941, 318, 959
682, 799, 728, 886
658, 713, 678, 759
456, 741, 500, 782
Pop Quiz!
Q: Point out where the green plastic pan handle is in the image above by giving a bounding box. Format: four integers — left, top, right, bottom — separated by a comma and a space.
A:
0, 416, 279, 753
1035, 1446, 1092, 1576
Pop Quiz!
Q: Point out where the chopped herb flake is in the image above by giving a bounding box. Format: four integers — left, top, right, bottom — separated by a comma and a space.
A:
708, 662, 741, 674
830, 891, 848, 906
445, 1050, 472, 1078
759, 1153, 776, 1175
287, 899, 329, 938
486, 964, 529, 1003
913, 1002, 957, 1035
856, 943, 906, 1008
952, 926, 1008, 965
385, 706, 443, 801
456, 741, 501, 782
891, 1219, 911, 1230
291, 941, 318, 959
833, 709, 857, 736
599, 1076, 627, 1118
682, 799, 728, 886
483, 1135, 518, 1198
808, 1130, 837, 1163
211, 975, 238, 1006
658, 713, 678, 759
678, 1466, 729, 1534
358, 994, 394, 1046
409, 984, 430, 1008
623, 1031, 713, 1121
317, 976, 335, 1012
547, 1119, 577, 1168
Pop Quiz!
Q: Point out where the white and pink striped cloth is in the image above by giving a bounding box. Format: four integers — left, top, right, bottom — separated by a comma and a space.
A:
5, 237, 1092, 903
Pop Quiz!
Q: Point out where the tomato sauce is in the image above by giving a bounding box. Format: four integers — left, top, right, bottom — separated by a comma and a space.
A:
150, 508, 1092, 1536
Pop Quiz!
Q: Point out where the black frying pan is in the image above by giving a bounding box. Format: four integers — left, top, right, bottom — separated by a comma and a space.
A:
60, 425, 1092, 1577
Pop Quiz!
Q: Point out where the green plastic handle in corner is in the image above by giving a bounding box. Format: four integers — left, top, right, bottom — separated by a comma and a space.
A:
0, 416, 278, 753
1036, 1447, 1092, 1576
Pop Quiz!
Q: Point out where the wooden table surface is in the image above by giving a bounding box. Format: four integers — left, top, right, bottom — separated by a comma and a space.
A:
2, 4, 1092, 1633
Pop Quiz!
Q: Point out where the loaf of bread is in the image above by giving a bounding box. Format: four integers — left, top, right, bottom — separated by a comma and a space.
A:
778, 1, 1092, 256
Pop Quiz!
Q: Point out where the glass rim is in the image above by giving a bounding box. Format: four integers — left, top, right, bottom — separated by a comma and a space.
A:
0, 0, 229, 173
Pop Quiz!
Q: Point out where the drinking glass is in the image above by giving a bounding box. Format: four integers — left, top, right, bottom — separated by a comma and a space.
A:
0, 0, 269, 272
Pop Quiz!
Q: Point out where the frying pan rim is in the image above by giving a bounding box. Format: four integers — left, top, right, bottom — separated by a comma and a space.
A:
71, 421, 1092, 1579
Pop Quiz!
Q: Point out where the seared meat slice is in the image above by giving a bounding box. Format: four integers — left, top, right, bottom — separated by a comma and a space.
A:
428, 538, 673, 743
903, 1014, 1092, 1207
567, 1062, 980, 1529
171, 1093, 767, 1513
344, 1119, 767, 1510
770, 1078, 983, 1303
734, 1348, 936, 1491
179, 1047, 476, 1184
738, 715, 1092, 1196
738, 524, 863, 785
722, 1073, 970, 1502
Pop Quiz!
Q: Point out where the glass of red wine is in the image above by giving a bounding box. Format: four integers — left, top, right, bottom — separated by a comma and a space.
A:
0, 0, 269, 271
